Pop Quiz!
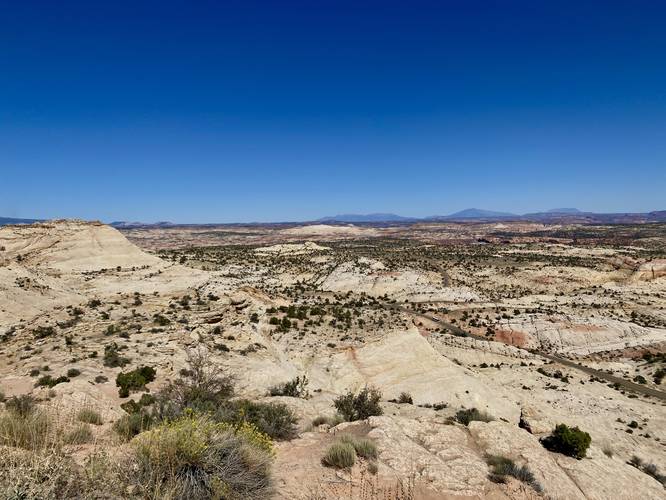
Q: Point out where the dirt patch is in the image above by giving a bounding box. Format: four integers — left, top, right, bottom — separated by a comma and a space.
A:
569, 323, 605, 333
493, 329, 528, 348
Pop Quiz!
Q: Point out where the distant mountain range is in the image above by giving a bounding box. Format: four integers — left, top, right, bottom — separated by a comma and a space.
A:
109, 221, 176, 228
2, 209, 666, 227
317, 208, 526, 222
0, 216, 43, 226
545, 208, 582, 214
431, 208, 518, 220
317, 213, 418, 223
316, 208, 666, 224
319, 209, 518, 222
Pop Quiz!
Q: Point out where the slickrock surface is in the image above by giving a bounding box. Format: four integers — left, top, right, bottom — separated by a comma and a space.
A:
1, 220, 665, 498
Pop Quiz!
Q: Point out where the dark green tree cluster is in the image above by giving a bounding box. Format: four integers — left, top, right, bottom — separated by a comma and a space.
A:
541, 424, 591, 459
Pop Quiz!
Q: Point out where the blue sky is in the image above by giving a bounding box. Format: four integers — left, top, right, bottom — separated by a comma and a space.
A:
1, 1, 665, 223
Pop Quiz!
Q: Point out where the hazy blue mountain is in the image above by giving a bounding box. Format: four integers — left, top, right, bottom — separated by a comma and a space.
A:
0, 217, 42, 226
545, 208, 582, 214
110, 221, 175, 228
317, 213, 417, 223
433, 208, 518, 219
647, 211, 666, 221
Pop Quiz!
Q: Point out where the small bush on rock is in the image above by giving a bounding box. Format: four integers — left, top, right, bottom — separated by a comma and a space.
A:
334, 386, 383, 421
103, 343, 130, 368
541, 424, 591, 459
486, 455, 542, 492
628, 456, 666, 486
339, 434, 378, 459
153, 349, 233, 419
455, 408, 494, 426
322, 441, 356, 469
216, 400, 298, 440
35, 374, 70, 388
116, 366, 156, 398
397, 392, 413, 404
268, 375, 309, 398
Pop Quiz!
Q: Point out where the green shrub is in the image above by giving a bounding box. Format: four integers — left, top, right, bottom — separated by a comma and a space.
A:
77, 408, 103, 425
268, 375, 309, 398
120, 399, 142, 415
218, 400, 298, 440
115, 366, 156, 398
35, 375, 69, 388
120, 393, 156, 415
67, 368, 81, 377
33, 326, 55, 339
113, 411, 154, 441
455, 408, 494, 426
541, 424, 591, 459
397, 392, 413, 404
103, 342, 130, 368
334, 386, 383, 421
322, 441, 356, 468
654, 368, 665, 385
130, 414, 273, 499
153, 350, 234, 420
153, 313, 171, 326
339, 434, 378, 459
152, 350, 296, 440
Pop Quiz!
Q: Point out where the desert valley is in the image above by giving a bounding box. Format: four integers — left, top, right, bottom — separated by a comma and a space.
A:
0, 218, 664, 499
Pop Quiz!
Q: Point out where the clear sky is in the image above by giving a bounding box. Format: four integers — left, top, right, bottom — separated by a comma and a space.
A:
1, 1, 665, 223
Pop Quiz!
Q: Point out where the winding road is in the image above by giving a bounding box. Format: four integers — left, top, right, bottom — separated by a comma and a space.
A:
387, 303, 666, 402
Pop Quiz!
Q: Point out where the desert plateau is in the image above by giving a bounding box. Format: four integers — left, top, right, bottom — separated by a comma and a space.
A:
1, 218, 664, 499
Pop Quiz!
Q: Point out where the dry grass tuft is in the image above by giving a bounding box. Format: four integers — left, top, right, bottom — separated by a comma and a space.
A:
339, 434, 378, 460
64, 423, 93, 445
77, 408, 103, 425
0, 408, 53, 450
322, 441, 356, 469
